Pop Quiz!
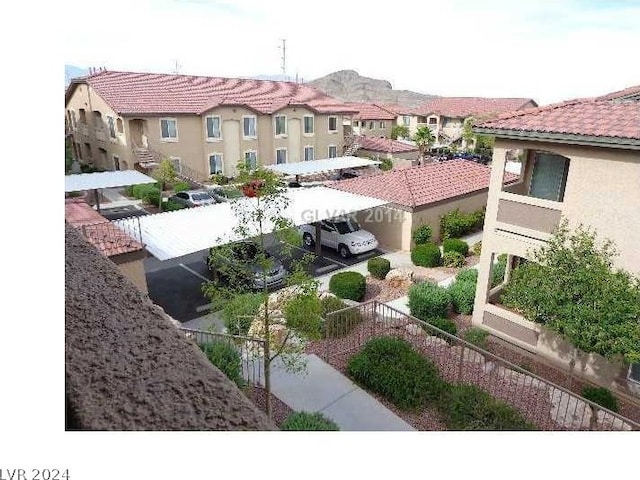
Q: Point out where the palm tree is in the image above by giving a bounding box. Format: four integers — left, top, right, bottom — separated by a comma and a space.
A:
413, 126, 435, 165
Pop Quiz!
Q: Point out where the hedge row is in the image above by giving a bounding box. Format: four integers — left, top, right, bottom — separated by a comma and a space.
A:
440, 208, 485, 239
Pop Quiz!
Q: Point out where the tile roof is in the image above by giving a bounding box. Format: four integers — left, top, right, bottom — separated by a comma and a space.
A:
356, 135, 418, 153
598, 84, 640, 101
65, 198, 144, 257
68, 70, 358, 116
328, 160, 517, 208
475, 98, 640, 141
414, 97, 537, 119
344, 103, 397, 120
378, 103, 415, 115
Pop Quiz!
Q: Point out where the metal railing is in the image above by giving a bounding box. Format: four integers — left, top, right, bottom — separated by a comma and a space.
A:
322, 300, 639, 431
112, 216, 144, 246
179, 328, 266, 387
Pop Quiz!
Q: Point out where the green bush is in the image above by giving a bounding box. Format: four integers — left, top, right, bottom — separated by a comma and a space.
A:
321, 296, 362, 338
329, 271, 366, 302
221, 292, 265, 336
142, 187, 161, 206
408, 282, 450, 320
164, 199, 186, 211
443, 251, 466, 268
281, 412, 340, 431
347, 336, 444, 410
443, 238, 469, 256
124, 185, 135, 197
440, 208, 484, 239
132, 183, 159, 200
284, 293, 323, 340
490, 254, 507, 288
411, 243, 442, 267
379, 157, 393, 171
463, 327, 489, 348
582, 386, 619, 413
425, 317, 458, 338
200, 341, 243, 387
439, 384, 535, 430
449, 279, 477, 314
367, 257, 391, 279
173, 181, 190, 193
456, 268, 478, 283
412, 225, 433, 245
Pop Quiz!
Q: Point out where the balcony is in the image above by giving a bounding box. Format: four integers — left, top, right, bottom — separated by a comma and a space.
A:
495, 192, 563, 240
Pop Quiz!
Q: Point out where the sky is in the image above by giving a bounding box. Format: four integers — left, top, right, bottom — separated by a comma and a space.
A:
63, 0, 640, 105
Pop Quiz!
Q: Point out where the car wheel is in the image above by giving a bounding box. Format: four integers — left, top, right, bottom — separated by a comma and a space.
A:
338, 244, 351, 259
303, 232, 315, 248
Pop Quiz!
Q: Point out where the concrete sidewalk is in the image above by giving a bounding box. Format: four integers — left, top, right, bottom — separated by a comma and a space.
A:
268, 354, 415, 431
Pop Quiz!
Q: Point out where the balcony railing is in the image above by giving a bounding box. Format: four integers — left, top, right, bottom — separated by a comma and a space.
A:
495, 191, 563, 238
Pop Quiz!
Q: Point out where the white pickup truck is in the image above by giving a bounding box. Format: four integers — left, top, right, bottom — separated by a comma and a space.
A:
299, 216, 379, 258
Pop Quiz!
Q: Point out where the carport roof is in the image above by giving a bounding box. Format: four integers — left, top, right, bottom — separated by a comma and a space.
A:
264, 156, 381, 176
114, 186, 387, 260
65, 170, 156, 192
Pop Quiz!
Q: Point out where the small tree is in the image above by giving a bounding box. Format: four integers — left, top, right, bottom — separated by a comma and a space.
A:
462, 117, 475, 151
413, 126, 435, 164
391, 124, 410, 140
152, 158, 178, 211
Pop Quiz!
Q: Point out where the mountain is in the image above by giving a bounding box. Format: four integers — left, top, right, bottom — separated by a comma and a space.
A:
308, 70, 436, 107
65, 65, 89, 86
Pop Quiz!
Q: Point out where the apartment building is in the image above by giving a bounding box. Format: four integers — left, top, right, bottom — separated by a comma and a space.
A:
471, 86, 640, 391
65, 70, 357, 179
343, 103, 396, 138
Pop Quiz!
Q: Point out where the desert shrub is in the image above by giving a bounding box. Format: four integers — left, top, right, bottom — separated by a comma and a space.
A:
164, 199, 186, 211
347, 336, 443, 410
142, 187, 161, 206
379, 157, 393, 171
329, 271, 366, 302
200, 341, 243, 387
408, 282, 450, 320
440, 208, 484, 239
221, 292, 265, 336
463, 327, 489, 348
490, 254, 507, 288
173, 181, 190, 193
582, 386, 619, 413
321, 296, 362, 338
284, 293, 323, 340
443, 238, 469, 256
411, 243, 441, 267
439, 384, 535, 430
412, 224, 433, 245
449, 278, 477, 314
425, 317, 458, 338
443, 251, 466, 268
281, 411, 340, 431
471, 241, 482, 256
367, 257, 391, 279
456, 268, 478, 283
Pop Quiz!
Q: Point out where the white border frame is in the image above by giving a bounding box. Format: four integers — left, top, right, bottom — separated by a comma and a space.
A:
208, 152, 224, 175
160, 117, 179, 142
327, 145, 338, 158
205, 115, 223, 142
303, 145, 314, 162
328, 115, 338, 134
242, 115, 258, 140
275, 147, 288, 165
274, 114, 288, 138
303, 114, 315, 136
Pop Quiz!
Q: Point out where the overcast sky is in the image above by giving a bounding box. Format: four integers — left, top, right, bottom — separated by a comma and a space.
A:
64, 0, 640, 105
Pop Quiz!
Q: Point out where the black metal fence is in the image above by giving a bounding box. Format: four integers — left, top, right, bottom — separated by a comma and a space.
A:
322, 300, 639, 431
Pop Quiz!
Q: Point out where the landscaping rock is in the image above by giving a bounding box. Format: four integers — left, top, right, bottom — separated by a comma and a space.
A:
595, 410, 633, 431
495, 367, 547, 391
405, 324, 425, 336
386, 268, 414, 288
424, 335, 450, 348
450, 346, 485, 365
548, 389, 592, 429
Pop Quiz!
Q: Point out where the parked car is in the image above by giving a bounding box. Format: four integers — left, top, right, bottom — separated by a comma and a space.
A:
206, 241, 287, 290
209, 186, 243, 202
299, 216, 379, 258
169, 189, 218, 207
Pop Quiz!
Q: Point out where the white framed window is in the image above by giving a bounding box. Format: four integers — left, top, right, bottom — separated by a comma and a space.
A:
304, 146, 314, 162
402, 115, 411, 126
160, 118, 178, 141
244, 151, 257, 170
380, 121, 386, 129
328, 116, 338, 133
428, 116, 438, 125
369, 121, 374, 129
275, 115, 287, 136
107, 116, 116, 138
243, 116, 257, 138
353, 120, 360, 127
328, 145, 337, 158
169, 156, 182, 173
276, 148, 287, 164
303, 115, 314, 135
206, 116, 221, 140
209, 153, 223, 175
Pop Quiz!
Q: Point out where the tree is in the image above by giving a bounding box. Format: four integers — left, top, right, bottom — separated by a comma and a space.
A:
152, 158, 178, 211
391, 124, 410, 140
462, 117, 475, 151
413, 126, 435, 164
501, 220, 640, 363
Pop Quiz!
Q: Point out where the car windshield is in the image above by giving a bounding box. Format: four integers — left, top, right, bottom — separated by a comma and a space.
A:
333, 218, 360, 234
192, 192, 213, 201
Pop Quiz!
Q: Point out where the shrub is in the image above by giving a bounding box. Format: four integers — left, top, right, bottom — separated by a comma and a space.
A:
284, 293, 323, 340
449, 279, 476, 314
443, 251, 466, 268
281, 412, 340, 431
471, 241, 482, 256
321, 296, 362, 338
173, 181, 190, 193
367, 257, 391, 279
443, 238, 469, 256
124, 185, 135, 197
142, 187, 161, 206
408, 282, 450, 320
164, 199, 186, 211
411, 243, 441, 267
582, 386, 619, 413
200, 341, 243, 387
463, 327, 489, 348
425, 317, 458, 338
490, 254, 507, 288
132, 183, 159, 200
439, 384, 535, 430
440, 208, 484, 239
412, 225, 433, 245
329, 271, 366, 302
456, 268, 478, 284
347, 336, 443, 410
221, 292, 265, 336
379, 157, 393, 171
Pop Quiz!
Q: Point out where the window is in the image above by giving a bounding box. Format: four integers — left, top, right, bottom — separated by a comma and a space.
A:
68, 110, 76, 128
303, 115, 314, 134
369, 121, 374, 129
170, 157, 181, 173
304, 146, 314, 162
78, 109, 87, 124
206, 116, 221, 140
275, 115, 287, 136
160, 118, 178, 140
402, 115, 411, 126
209, 154, 223, 175
113, 155, 120, 171
276, 148, 287, 164
379, 121, 385, 129
328, 145, 337, 158
116, 118, 124, 133
629, 363, 640, 384
243, 116, 257, 138
353, 120, 360, 127
328, 116, 338, 132
428, 117, 437, 125
93, 111, 103, 128
244, 151, 257, 169
528, 152, 570, 202
107, 116, 116, 138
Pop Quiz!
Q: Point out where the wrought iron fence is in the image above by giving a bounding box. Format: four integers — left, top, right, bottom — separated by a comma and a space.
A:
179, 328, 266, 387
323, 300, 639, 431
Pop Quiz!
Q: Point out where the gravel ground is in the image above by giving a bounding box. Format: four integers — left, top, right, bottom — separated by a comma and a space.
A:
362, 276, 412, 303
243, 386, 293, 429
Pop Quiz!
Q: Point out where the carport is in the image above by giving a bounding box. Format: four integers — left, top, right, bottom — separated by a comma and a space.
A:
65, 170, 156, 213
264, 156, 381, 184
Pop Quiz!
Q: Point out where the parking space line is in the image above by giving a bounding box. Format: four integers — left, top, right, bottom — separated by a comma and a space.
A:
179, 263, 210, 282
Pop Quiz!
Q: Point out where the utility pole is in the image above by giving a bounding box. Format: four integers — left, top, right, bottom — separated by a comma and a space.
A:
279, 39, 286, 80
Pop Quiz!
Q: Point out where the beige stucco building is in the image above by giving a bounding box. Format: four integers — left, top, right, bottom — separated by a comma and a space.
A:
65, 70, 357, 180
471, 86, 640, 395
342, 103, 396, 139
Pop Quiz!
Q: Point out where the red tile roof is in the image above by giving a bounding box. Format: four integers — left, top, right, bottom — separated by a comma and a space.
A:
65, 198, 144, 257
476, 98, 640, 141
344, 103, 397, 120
378, 103, 415, 115
68, 70, 358, 116
598, 84, 640, 101
356, 135, 418, 153
414, 97, 537, 119
328, 160, 517, 208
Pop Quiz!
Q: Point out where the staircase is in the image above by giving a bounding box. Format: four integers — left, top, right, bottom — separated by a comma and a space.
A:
131, 143, 210, 190
343, 135, 361, 156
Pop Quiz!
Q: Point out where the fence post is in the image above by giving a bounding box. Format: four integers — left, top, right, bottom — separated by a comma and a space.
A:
457, 341, 465, 383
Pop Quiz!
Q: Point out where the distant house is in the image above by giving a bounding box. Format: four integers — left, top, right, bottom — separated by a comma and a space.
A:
352, 135, 419, 168
342, 103, 397, 138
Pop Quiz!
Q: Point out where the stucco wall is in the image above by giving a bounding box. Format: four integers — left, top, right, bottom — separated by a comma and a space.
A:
116, 258, 148, 294
354, 206, 412, 251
